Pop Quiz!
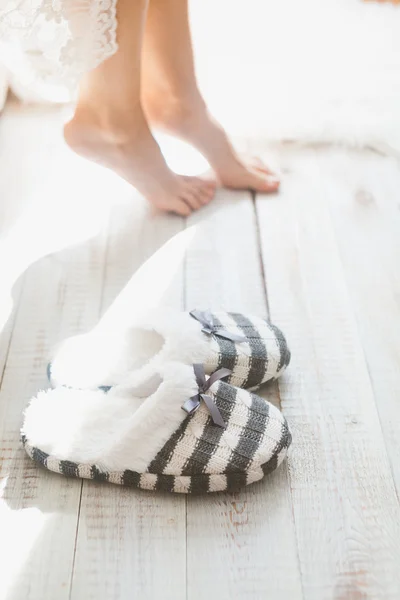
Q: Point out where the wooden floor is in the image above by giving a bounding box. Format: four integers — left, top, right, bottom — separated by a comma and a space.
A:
1, 104, 400, 600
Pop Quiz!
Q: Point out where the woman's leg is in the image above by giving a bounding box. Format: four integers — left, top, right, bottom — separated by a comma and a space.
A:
64, 0, 215, 216
141, 0, 279, 193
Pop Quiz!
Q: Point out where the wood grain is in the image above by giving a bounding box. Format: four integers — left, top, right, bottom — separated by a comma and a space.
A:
185, 189, 302, 600
1, 103, 400, 600
320, 149, 400, 496
0, 241, 108, 600
70, 197, 188, 600
0, 106, 109, 600
256, 146, 400, 599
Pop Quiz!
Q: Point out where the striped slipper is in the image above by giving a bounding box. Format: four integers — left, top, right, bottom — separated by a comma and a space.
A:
48, 308, 291, 392
22, 363, 291, 494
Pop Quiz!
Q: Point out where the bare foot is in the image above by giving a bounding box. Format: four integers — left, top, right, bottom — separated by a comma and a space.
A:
143, 97, 280, 193
64, 106, 216, 216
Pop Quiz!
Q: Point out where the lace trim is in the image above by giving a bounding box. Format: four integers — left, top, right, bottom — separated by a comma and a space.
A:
0, 0, 119, 92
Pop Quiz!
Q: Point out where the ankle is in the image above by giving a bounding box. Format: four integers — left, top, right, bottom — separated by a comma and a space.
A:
144, 89, 208, 129
68, 101, 149, 146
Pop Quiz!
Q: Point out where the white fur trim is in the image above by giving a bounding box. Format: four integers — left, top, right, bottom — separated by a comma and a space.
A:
49, 308, 287, 393
22, 363, 198, 473
50, 309, 211, 389
117, 309, 212, 388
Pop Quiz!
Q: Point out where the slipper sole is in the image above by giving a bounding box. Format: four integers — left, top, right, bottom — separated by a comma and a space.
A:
22, 431, 291, 495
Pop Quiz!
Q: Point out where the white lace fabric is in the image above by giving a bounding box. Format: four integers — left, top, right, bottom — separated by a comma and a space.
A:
0, 0, 118, 100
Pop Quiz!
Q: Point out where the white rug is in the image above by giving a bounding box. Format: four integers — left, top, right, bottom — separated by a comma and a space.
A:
2, 0, 400, 157
191, 0, 400, 157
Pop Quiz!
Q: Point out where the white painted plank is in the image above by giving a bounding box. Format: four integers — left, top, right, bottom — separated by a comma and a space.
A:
320, 148, 400, 493
0, 104, 111, 600
0, 241, 108, 600
0, 64, 8, 112
256, 146, 400, 599
100, 194, 188, 320
185, 189, 302, 600
0, 279, 23, 383
70, 197, 188, 600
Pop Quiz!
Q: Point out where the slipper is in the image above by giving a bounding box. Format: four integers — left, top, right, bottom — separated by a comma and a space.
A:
48, 309, 291, 392
22, 363, 291, 494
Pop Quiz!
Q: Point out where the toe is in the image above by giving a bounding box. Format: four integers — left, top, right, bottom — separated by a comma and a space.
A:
249, 170, 280, 193
191, 178, 216, 205
181, 190, 203, 211
167, 199, 192, 217
250, 157, 277, 177
198, 183, 216, 204
197, 187, 213, 205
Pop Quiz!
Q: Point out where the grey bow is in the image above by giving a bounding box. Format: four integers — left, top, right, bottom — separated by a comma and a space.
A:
182, 364, 232, 428
190, 310, 246, 343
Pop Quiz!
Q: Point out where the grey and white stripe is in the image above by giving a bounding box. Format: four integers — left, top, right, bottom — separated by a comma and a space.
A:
213, 312, 253, 388
209, 313, 239, 375
230, 312, 269, 389
204, 384, 249, 474
204, 312, 290, 391
224, 389, 270, 473
268, 322, 291, 375
22, 377, 291, 495
187, 382, 239, 478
